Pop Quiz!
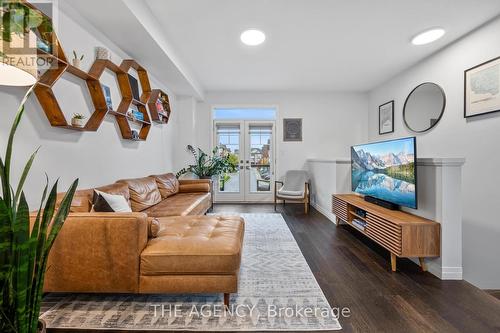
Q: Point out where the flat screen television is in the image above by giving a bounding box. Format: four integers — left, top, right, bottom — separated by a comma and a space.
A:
351, 137, 417, 209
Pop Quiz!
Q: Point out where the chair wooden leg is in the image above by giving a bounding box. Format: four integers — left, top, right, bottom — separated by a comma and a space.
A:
304, 201, 309, 214
224, 293, 230, 307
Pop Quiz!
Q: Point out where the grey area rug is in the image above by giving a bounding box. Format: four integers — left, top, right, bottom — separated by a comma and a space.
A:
41, 213, 342, 331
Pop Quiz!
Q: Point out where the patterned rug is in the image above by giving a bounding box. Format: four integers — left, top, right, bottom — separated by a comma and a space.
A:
41, 213, 342, 331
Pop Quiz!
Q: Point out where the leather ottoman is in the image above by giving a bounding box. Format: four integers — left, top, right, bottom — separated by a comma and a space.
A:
139, 215, 245, 305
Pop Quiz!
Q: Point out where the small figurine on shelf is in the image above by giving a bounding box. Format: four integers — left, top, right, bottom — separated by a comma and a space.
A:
71, 113, 86, 128
72, 51, 84, 68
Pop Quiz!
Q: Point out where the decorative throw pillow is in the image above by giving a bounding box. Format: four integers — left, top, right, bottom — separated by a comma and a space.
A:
148, 217, 161, 238
92, 190, 132, 213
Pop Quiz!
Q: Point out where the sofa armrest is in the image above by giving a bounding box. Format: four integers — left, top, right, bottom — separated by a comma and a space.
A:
179, 179, 212, 193
35, 212, 148, 293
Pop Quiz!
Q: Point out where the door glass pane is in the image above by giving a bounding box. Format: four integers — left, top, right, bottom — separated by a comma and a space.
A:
216, 124, 240, 193
249, 125, 272, 192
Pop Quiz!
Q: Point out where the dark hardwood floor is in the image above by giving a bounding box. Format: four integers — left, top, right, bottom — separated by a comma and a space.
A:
45, 204, 500, 333
212, 203, 500, 333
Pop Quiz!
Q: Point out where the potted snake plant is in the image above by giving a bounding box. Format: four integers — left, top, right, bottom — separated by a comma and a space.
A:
0, 88, 79, 333
1, 3, 79, 331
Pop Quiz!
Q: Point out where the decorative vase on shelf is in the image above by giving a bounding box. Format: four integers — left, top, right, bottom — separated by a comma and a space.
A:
72, 58, 80, 68
95, 46, 110, 60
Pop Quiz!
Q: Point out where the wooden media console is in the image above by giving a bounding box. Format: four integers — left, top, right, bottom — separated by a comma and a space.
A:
332, 194, 440, 272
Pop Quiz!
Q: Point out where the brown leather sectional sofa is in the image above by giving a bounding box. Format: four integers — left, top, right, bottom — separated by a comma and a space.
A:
43, 173, 245, 305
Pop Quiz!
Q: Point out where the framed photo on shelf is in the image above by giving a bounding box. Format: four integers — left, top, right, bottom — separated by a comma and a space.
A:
283, 118, 302, 141
379, 100, 394, 134
101, 84, 113, 110
464, 56, 500, 118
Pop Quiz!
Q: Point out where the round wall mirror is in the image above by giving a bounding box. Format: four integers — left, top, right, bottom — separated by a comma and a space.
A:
403, 82, 446, 132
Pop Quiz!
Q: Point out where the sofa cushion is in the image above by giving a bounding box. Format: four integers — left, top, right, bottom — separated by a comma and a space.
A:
93, 190, 132, 213
152, 173, 179, 199
117, 177, 162, 212
142, 193, 211, 217
140, 215, 244, 275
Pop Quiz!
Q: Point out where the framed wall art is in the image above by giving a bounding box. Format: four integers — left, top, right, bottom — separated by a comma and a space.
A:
464, 56, 500, 118
379, 100, 394, 134
283, 118, 302, 141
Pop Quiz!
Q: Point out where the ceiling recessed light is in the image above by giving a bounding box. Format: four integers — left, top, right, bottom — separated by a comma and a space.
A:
411, 28, 446, 45
240, 29, 266, 46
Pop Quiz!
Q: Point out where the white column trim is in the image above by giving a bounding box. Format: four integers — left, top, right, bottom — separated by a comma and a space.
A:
306, 158, 350, 164
417, 158, 466, 167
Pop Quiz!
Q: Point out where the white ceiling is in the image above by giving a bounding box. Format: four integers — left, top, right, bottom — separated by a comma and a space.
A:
145, 0, 500, 92
65, 0, 500, 96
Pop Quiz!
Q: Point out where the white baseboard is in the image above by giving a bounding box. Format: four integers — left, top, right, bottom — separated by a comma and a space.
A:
409, 258, 462, 280
311, 202, 337, 223
439, 267, 463, 280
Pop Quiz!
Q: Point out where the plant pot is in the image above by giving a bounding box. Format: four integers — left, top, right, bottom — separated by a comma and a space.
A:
38, 319, 47, 333
72, 58, 81, 68
71, 117, 85, 128
200, 176, 213, 180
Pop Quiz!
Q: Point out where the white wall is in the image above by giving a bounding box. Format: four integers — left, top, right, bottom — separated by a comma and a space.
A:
306, 159, 351, 221
0, 4, 177, 208
192, 91, 368, 181
367, 17, 500, 288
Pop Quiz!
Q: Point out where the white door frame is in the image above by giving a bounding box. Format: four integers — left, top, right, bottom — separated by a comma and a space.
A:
210, 106, 279, 203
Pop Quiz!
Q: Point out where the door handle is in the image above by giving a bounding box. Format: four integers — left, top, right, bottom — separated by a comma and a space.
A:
239, 165, 244, 170
245, 166, 250, 170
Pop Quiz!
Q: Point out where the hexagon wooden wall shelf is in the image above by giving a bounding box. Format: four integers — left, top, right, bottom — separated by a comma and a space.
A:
148, 89, 172, 124
116, 59, 152, 141
27, 1, 167, 141
31, 9, 108, 131
35, 60, 109, 131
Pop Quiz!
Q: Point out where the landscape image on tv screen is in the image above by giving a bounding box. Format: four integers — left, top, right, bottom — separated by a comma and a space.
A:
351, 137, 416, 209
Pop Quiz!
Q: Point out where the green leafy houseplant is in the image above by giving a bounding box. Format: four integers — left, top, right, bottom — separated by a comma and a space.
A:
0, 91, 79, 333
176, 145, 238, 179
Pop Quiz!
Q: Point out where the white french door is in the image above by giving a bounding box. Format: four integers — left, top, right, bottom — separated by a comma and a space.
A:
214, 120, 275, 202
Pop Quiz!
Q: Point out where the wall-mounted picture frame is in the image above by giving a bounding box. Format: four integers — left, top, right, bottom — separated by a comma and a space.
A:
464, 56, 500, 118
379, 100, 394, 134
283, 118, 302, 141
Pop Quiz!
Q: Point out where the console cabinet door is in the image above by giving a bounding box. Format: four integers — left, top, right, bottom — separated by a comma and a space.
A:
365, 213, 402, 255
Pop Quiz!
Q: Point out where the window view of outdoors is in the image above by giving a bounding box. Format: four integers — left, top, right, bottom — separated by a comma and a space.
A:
214, 108, 275, 196
217, 125, 240, 192
249, 126, 272, 192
